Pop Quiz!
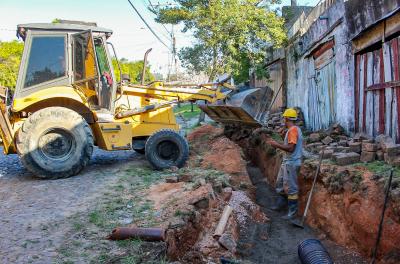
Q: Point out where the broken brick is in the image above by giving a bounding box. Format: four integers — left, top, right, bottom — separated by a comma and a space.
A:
338, 140, 348, 147
348, 142, 361, 153
362, 143, 378, 152
336, 146, 350, 153
335, 152, 360, 166
360, 151, 376, 163
322, 136, 334, 145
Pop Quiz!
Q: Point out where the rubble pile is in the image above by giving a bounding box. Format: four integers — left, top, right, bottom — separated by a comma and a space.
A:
305, 126, 400, 167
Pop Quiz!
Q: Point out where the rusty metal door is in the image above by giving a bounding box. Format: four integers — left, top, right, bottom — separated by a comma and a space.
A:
308, 45, 336, 131
355, 37, 400, 142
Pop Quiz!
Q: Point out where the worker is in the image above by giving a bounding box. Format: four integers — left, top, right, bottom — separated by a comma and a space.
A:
264, 108, 303, 220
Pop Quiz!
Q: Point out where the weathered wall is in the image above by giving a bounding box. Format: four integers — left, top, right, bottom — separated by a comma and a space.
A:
285, 0, 354, 133
345, 0, 400, 40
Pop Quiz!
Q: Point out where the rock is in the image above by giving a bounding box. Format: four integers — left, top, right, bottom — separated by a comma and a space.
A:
335, 152, 360, 165
362, 143, 378, 152
320, 149, 334, 159
218, 233, 237, 253
385, 144, 400, 157
309, 133, 321, 143
322, 136, 334, 145
177, 174, 192, 182
338, 140, 348, 147
360, 151, 376, 163
222, 187, 233, 201
192, 197, 209, 209
166, 177, 178, 183
348, 142, 361, 153
376, 150, 384, 161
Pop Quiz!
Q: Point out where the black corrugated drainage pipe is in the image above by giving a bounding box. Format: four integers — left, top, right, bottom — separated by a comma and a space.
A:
298, 239, 333, 264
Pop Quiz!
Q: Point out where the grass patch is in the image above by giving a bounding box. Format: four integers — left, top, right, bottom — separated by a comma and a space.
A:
174, 103, 201, 119
351, 161, 400, 178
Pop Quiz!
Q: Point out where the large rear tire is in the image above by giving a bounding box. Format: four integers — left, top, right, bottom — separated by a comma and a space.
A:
16, 107, 94, 179
145, 129, 189, 170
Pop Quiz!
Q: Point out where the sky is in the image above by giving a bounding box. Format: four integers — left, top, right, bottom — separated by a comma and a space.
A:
0, 0, 320, 77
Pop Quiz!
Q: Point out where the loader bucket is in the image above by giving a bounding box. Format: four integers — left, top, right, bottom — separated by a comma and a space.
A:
198, 87, 274, 127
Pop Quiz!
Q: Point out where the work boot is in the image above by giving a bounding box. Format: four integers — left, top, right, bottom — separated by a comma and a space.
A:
282, 199, 298, 220
270, 195, 287, 211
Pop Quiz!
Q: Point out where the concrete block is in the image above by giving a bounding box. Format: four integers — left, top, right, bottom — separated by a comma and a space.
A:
360, 151, 376, 163
362, 143, 378, 152
348, 142, 361, 153
335, 152, 360, 166
322, 136, 334, 145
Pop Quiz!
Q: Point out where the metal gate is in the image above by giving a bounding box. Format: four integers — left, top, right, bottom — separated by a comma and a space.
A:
355, 37, 400, 142
308, 41, 336, 131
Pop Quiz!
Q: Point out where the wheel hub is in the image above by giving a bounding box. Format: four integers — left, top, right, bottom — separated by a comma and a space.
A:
157, 141, 179, 161
38, 128, 74, 160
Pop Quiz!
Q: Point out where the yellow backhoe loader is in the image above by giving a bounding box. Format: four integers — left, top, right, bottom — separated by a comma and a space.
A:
0, 22, 272, 179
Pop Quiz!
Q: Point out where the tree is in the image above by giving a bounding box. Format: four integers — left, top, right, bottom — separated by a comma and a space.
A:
155, 0, 286, 82
112, 58, 155, 84
0, 40, 24, 90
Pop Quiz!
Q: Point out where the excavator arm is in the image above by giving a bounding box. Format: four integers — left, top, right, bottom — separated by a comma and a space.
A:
115, 81, 273, 127
0, 87, 16, 154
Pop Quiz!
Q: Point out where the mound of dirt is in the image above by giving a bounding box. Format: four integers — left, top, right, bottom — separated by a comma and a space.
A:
188, 124, 251, 188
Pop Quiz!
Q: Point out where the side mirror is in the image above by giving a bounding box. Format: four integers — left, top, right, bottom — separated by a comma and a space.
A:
121, 74, 131, 83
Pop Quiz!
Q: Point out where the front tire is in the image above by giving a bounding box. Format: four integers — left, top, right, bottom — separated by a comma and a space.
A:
145, 129, 189, 170
16, 107, 94, 179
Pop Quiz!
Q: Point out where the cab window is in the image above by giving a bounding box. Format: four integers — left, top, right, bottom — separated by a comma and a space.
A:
24, 36, 66, 88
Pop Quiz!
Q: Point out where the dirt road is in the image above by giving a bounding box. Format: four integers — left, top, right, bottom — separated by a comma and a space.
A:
0, 148, 144, 263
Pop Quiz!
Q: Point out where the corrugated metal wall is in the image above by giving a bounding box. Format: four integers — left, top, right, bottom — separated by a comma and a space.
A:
355, 37, 400, 142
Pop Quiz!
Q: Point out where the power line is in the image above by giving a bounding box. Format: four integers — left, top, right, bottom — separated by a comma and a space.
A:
127, 0, 171, 50
146, 0, 173, 37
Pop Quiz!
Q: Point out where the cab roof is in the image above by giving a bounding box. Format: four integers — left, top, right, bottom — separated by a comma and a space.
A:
17, 22, 113, 40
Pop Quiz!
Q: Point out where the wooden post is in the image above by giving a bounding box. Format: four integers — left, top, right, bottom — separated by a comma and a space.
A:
213, 205, 233, 239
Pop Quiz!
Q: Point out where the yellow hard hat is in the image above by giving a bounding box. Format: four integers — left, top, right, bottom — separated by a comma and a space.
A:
282, 108, 298, 119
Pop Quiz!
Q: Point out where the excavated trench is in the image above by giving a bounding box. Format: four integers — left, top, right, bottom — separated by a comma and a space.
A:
226, 126, 400, 264
160, 124, 399, 263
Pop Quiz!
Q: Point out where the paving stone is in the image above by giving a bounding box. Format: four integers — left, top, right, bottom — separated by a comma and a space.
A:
360, 151, 376, 163
336, 146, 350, 153
376, 151, 384, 161
362, 143, 378, 152
348, 142, 361, 153
384, 154, 400, 166
335, 152, 360, 166
308, 133, 321, 143
321, 136, 334, 145
338, 140, 348, 147
385, 144, 400, 157
320, 149, 334, 159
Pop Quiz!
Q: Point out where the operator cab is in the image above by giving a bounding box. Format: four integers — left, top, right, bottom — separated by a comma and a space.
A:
15, 21, 116, 113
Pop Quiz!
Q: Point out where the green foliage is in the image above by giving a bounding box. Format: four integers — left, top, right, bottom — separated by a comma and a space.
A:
174, 103, 200, 119
155, 0, 286, 82
112, 58, 155, 84
0, 40, 24, 90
